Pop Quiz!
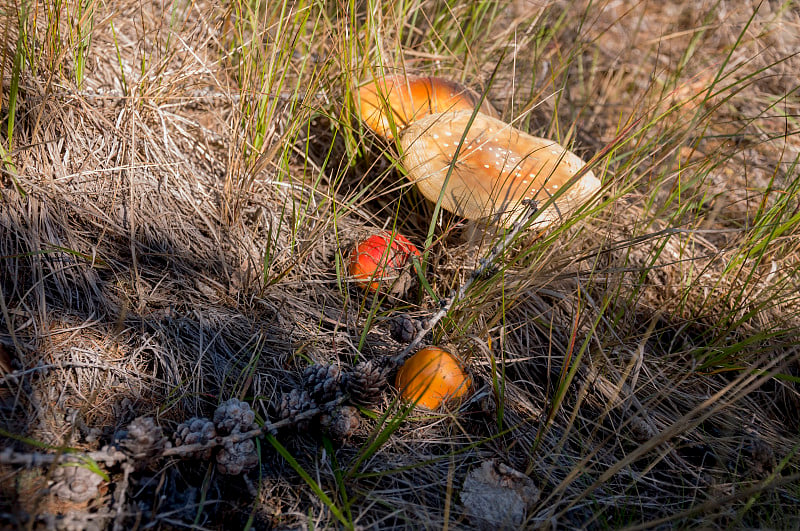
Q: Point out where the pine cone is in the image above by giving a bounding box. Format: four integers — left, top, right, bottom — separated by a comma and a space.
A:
50, 512, 104, 531
478, 391, 497, 418
175, 417, 217, 459
216, 439, 259, 475
213, 398, 256, 435
50, 464, 105, 503
389, 314, 425, 343
120, 416, 168, 462
629, 415, 657, 443
277, 388, 317, 430
303, 364, 343, 404
743, 437, 775, 479
320, 405, 360, 442
344, 359, 392, 406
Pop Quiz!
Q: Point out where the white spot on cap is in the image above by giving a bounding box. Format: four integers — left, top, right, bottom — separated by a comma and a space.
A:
445, 131, 452, 136
484, 164, 490, 169
433, 134, 439, 139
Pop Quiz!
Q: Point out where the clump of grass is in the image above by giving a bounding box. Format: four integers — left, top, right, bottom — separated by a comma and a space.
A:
1, 0, 799, 529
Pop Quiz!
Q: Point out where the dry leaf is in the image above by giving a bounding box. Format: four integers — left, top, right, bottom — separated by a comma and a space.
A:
461, 460, 540, 530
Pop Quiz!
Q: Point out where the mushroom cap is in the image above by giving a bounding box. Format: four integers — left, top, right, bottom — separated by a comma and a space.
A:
347, 231, 421, 292
399, 110, 601, 228
395, 346, 472, 410
357, 75, 498, 140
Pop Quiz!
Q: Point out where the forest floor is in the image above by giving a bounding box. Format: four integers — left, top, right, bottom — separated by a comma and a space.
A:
1, 0, 799, 529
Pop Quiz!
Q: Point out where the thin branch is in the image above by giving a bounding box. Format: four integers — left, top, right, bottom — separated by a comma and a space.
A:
0, 396, 347, 468
391, 205, 538, 367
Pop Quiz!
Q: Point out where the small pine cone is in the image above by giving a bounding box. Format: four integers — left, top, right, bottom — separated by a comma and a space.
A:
213, 398, 256, 435
50, 464, 105, 503
320, 405, 360, 443
175, 417, 217, 459
478, 392, 497, 418
277, 389, 317, 430
53, 512, 104, 531
344, 359, 391, 406
743, 437, 775, 479
216, 438, 259, 475
630, 415, 657, 443
389, 314, 425, 343
303, 364, 343, 404
120, 416, 168, 461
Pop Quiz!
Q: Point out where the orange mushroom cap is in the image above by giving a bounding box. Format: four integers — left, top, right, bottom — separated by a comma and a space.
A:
399, 110, 601, 229
395, 346, 472, 410
357, 75, 499, 140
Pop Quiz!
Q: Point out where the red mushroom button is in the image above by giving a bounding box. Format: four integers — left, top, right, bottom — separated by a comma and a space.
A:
348, 231, 421, 292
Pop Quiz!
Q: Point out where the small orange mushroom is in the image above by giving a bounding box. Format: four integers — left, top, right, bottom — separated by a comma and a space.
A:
348, 231, 421, 292
395, 346, 472, 410
357, 74, 498, 140
399, 110, 601, 229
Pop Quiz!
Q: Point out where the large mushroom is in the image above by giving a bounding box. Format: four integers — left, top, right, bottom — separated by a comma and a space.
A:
399, 110, 601, 229
357, 74, 498, 140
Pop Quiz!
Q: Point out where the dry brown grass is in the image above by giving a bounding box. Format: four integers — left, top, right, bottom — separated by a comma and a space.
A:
1, 0, 799, 528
